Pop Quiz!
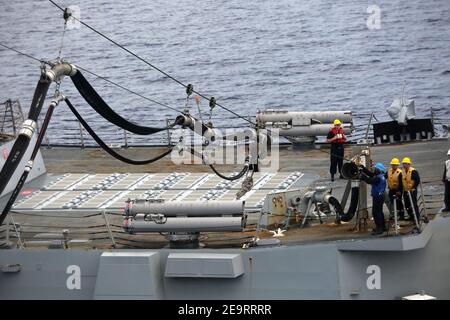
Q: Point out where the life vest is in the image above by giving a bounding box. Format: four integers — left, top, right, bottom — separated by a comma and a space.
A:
446, 160, 450, 180
387, 168, 402, 190
371, 173, 386, 197
329, 127, 346, 143
402, 167, 416, 191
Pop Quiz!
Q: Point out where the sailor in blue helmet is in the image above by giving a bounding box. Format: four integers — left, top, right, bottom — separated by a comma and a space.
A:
360, 162, 388, 235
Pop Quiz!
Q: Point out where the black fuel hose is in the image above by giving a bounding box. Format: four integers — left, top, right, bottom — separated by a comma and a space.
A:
65, 98, 173, 165
71, 71, 180, 134
182, 144, 250, 181
209, 163, 249, 181
0, 77, 50, 203
328, 187, 359, 223
0, 98, 56, 226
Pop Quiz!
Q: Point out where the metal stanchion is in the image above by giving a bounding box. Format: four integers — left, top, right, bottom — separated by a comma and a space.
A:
123, 129, 128, 148
393, 195, 399, 236
78, 121, 85, 149
300, 199, 313, 228
419, 181, 429, 223
407, 191, 421, 233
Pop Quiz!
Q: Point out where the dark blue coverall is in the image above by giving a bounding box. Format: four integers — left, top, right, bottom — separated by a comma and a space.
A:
361, 169, 387, 233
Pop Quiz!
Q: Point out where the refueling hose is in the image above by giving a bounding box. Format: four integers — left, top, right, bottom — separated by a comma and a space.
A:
0, 75, 50, 202
71, 71, 180, 134
0, 95, 62, 225
65, 98, 173, 165
328, 187, 359, 223
183, 144, 251, 181
209, 163, 250, 181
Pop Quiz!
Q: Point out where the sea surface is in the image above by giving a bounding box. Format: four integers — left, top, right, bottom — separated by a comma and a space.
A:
0, 0, 449, 145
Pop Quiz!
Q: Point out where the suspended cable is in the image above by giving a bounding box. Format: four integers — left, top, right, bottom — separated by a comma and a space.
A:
0, 41, 258, 176
0, 41, 184, 115
48, 0, 255, 126
0, 43, 49, 65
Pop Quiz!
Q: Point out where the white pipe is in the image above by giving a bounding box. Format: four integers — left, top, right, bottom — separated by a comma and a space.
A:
276, 123, 352, 136
175, 114, 220, 141
257, 110, 353, 124
125, 200, 245, 217
123, 216, 244, 233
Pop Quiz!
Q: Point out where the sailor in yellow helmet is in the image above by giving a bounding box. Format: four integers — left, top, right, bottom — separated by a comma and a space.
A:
401, 157, 421, 221
326, 119, 346, 181
386, 158, 405, 220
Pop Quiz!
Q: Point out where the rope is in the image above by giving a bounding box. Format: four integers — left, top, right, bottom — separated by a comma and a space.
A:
48, 0, 255, 126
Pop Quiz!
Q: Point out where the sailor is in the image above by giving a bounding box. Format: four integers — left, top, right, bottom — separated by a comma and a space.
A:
326, 119, 346, 181
386, 158, 404, 220
401, 157, 421, 222
360, 162, 387, 235
443, 149, 450, 212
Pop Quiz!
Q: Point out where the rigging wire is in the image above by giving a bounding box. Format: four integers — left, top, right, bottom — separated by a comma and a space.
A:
0, 43, 49, 65
57, 16, 67, 60
48, 0, 255, 126
47, 1, 264, 174
0, 42, 258, 171
0, 41, 183, 115
0, 42, 354, 164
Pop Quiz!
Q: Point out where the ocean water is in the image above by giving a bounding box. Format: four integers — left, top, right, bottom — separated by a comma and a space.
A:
0, 0, 449, 145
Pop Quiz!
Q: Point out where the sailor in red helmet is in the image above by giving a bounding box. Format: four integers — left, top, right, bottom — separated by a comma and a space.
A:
326, 119, 346, 181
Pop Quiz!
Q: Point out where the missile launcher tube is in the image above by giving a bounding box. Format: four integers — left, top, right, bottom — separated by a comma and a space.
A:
125, 200, 245, 217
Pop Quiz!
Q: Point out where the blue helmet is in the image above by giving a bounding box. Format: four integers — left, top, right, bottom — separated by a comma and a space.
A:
374, 162, 386, 173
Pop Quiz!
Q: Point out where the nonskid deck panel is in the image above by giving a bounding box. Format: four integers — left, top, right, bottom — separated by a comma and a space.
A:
12, 171, 305, 210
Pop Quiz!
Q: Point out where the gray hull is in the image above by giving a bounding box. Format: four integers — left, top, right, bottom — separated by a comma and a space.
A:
1, 213, 449, 300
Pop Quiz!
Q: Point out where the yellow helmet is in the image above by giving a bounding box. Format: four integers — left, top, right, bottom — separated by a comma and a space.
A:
390, 158, 400, 165
333, 119, 341, 125
402, 157, 411, 164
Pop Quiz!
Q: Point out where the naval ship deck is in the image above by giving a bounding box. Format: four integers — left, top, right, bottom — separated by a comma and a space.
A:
0, 138, 448, 249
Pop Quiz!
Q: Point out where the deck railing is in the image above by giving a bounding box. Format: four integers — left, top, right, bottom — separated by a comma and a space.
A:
1, 103, 447, 148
